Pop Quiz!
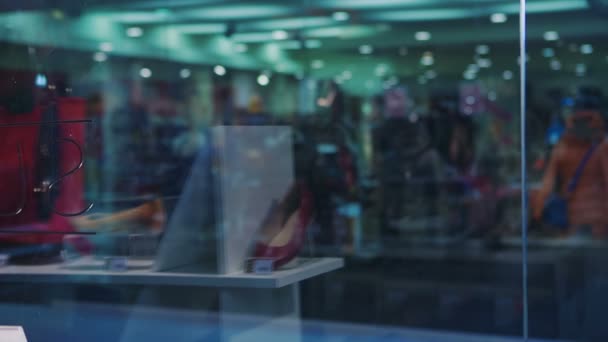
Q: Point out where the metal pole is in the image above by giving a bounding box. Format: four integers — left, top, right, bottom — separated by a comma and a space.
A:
520, 0, 529, 340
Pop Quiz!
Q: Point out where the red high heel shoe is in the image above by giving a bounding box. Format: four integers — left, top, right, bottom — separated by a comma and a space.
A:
253, 183, 313, 269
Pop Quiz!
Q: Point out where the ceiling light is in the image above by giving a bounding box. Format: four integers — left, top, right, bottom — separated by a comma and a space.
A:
359, 44, 373, 55
490, 13, 507, 24
342, 70, 352, 80
234, 43, 248, 53
543, 31, 559, 41
415, 31, 431, 41
463, 70, 476, 80
542, 48, 555, 58
502, 70, 513, 80
417, 76, 427, 85
279, 40, 303, 50
517, 54, 530, 65
580, 44, 593, 54
332, 11, 350, 21
467, 64, 480, 73
311, 59, 324, 69
375, 64, 388, 77
99, 42, 113, 52
126, 26, 143, 38
476, 45, 490, 55
550, 60, 562, 71
139, 68, 152, 78
172, 23, 227, 34
425, 70, 437, 79
257, 74, 270, 86
420, 52, 434, 66
488, 91, 497, 101
477, 58, 492, 68
214, 65, 226, 76
92, 52, 107, 62
272, 30, 288, 40
575, 63, 586, 76
35, 73, 47, 88
304, 40, 322, 49
399, 47, 408, 56
180, 68, 191, 79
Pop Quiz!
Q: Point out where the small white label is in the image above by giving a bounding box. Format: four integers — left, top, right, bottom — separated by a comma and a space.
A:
252, 259, 274, 274
0, 254, 9, 267
0, 326, 27, 341
104, 257, 128, 272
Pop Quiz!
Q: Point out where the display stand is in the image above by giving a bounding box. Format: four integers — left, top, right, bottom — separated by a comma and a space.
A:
0, 126, 343, 341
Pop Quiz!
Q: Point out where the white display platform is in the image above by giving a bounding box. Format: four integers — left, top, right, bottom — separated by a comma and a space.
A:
0, 257, 343, 342
0, 326, 27, 342
0, 257, 343, 289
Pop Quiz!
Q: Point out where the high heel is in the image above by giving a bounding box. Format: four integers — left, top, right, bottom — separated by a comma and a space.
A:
253, 183, 313, 269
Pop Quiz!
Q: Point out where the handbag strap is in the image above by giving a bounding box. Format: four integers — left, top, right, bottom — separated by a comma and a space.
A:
566, 143, 599, 193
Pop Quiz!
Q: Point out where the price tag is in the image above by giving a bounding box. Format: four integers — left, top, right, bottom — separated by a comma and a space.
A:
0, 326, 28, 342
0, 254, 9, 267
247, 258, 274, 274
104, 257, 128, 272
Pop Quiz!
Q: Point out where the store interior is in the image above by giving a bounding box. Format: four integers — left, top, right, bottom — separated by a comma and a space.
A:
0, 0, 608, 341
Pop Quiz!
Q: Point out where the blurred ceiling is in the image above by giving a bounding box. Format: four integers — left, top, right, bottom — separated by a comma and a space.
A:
0, 0, 607, 95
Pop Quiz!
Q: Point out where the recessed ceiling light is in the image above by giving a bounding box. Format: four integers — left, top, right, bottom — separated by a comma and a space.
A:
543, 31, 559, 41
99, 42, 113, 52
580, 44, 593, 54
272, 30, 288, 40
542, 48, 555, 58
332, 11, 350, 21
92, 52, 107, 62
375, 64, 388, 77
214, 65, 226, 76
575, 63, 586, 76
359, 44, 373, 55
550, 60, 562, 71
463, 70, 476, 80
420, 52, 434, 66
415, 31, 431, 41
502, 70, 513, 80
311, 59, 324, 69
126, 26, 143, 38
425, 70, 437, 79
139, 68, 152, 78
180, 68, 191, 79
488, 91, 497, 101
257, 74, 270, 86
342, 70, 352, 80
490, 13, 507, 24
304, 40, 322, 49
467, 64, 480, 73
476, 45, 490, 55
234, 43, 248, 53
477, 58, 492, 68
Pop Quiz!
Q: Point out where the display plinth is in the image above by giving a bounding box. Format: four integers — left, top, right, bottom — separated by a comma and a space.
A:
0, 257, 343, 289
0, 257, 342, 342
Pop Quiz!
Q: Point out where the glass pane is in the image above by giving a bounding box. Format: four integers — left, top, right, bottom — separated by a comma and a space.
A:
526, 0, 608, 340
0, 1, 525, 341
